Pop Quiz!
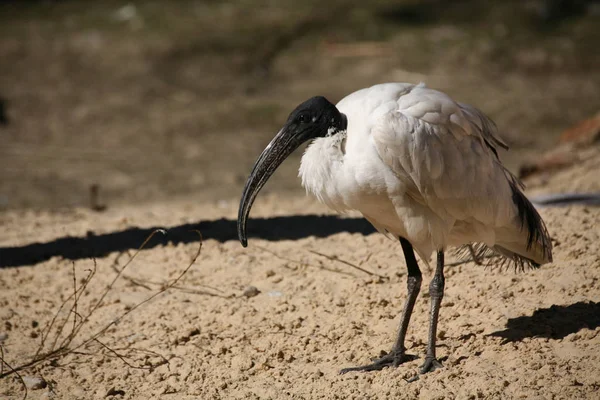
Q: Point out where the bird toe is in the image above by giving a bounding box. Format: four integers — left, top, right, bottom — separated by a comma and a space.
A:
340, 350, 416, 374
419, 357, 443, 374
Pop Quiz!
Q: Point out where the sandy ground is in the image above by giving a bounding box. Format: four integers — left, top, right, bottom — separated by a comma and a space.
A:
1, 146, 600, 399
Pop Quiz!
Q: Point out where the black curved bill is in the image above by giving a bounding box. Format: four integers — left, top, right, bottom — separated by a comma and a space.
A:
237, 128, 305, 247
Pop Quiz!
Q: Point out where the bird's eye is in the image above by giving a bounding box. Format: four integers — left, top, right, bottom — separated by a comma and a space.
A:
298, 114, 309, 123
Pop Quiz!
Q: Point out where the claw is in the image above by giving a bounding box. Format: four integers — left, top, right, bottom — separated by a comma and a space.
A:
419, 357, 443, 374
340, 351, 417, 374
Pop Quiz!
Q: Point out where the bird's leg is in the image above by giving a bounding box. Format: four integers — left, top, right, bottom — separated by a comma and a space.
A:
420, 250, 445, 374
340, 238, 421, 374
390, 238, 423, 360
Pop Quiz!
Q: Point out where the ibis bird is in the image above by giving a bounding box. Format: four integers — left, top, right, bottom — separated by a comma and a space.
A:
237, 82, 553, 374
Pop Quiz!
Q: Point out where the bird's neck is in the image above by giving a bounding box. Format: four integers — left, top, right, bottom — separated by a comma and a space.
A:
298, 133, 347, 209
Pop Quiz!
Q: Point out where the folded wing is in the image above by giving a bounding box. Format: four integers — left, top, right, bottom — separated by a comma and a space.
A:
371, 84, 552, 266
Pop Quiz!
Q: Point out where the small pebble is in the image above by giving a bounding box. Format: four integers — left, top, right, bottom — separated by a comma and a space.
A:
0, 332, 7, 343
231, 355, 254, 371
23, 376, 47, 390
242, 286, 260, 298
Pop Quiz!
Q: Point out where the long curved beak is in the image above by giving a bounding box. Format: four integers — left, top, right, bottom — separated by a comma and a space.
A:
237, 127, 305, 247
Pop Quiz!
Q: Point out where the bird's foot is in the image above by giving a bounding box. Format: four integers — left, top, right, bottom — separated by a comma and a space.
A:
340, 350, 417, 374
419, 356, 443, 374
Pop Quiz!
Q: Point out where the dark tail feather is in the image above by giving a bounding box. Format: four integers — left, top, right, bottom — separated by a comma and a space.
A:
508, 176, 553, 263
454, 173, 553, 270
454, 242, 541, 272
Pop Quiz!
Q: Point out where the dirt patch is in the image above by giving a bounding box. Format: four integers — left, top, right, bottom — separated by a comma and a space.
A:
1, 187, 600, 399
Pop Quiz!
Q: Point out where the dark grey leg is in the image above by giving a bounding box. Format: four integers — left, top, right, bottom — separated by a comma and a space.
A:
340, 238, 422, 373
391, 238, 423, 358
420, 250, 445, 374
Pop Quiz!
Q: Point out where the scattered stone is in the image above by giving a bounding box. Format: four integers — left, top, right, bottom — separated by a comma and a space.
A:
231, 355, 254, 371
0, 332, 7, 343
242, 286, 260, 298
22, 376, 47, 390
161, 384, 178, 395
188, 327, 201, 337
276, 350, 285, 360
174, 327, 201, 345
105, 387, 125, 397
266, 270, 275, 277
126, 333, 146, 343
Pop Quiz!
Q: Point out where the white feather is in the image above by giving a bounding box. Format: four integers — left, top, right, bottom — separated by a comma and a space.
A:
299, 82, 548, 264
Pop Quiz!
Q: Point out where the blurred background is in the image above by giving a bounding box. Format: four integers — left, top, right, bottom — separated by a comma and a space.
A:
0, 0, 598, 211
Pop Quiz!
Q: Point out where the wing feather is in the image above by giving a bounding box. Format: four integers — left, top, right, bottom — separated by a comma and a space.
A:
351, 82, 551, 265
371, 86, 515, 229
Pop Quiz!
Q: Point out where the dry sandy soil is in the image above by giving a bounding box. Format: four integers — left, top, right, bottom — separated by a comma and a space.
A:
1, 149, 600, 399
1, 1, 600, 399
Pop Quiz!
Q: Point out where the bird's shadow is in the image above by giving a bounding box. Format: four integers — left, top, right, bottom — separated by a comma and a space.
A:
489, 302, 600, 342
0, 214, 376, 268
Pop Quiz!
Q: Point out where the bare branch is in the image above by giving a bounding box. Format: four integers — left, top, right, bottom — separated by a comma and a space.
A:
0, 345, 27, 400
308, 250, 387, 279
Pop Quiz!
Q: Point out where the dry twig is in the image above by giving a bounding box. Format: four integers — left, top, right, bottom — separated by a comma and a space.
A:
256, 245, 354, 276
0, 345, 27, 400
0, 229, 204, 381
308, 249, 387, 279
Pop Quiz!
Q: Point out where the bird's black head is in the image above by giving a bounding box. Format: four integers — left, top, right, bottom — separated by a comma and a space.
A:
237, 96, 347, 247
283, 96, 347, 140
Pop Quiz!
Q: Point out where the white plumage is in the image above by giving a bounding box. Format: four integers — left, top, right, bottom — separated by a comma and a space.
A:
299, 82, 551, 265
238, 81, 552, 374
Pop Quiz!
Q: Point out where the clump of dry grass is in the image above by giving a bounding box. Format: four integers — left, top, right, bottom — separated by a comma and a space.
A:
0, 229, 204, 399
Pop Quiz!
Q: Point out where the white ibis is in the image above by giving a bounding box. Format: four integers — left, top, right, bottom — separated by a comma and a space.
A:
237, 82, 553, 374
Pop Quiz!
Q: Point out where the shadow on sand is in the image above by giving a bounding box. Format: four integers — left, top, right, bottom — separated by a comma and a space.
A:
0, 215, 376, 268
490, 301, 600, 342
